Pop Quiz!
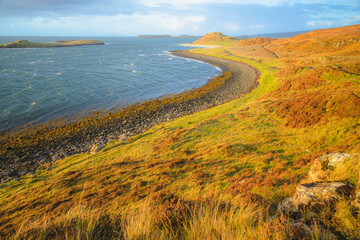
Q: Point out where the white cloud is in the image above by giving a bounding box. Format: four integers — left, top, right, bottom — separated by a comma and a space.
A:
225, 23, 240, 32
250, 24, 264, 29
307, 20, 335, 27
138, 0, 358, 8
26, 13, 207, 36
307, 15, 360, 28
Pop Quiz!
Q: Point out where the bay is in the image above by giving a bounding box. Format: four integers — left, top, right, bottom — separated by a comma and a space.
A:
0, 37, 220, 131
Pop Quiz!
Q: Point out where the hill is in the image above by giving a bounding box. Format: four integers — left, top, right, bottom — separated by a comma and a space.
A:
237, 30, 310, 39
0, 39, 104, 48
0, 25, 359, 239
267, 24, 360, 58
192, 32, 241, 46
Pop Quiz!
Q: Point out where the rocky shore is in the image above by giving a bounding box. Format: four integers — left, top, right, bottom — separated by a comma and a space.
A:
0, 50, 260, 183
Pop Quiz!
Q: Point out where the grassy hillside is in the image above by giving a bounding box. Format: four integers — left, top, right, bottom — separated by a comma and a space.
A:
0, 39, 104, 48
192, 32, 241, 46
1, 25, 360, 239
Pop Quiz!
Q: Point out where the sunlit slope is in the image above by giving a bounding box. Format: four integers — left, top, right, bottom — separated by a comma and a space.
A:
0, 25, 359, 239
268, 24, 360, 57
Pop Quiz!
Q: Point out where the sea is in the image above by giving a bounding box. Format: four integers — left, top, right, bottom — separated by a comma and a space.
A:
0, 37, 221, 132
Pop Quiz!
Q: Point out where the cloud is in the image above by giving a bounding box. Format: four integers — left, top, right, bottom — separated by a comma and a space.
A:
250, 24, 265, 29
307, 16, 360, 28
22, 13, 206, 36
307, 20, 335, 27
224, 23, 241, 32
0, 0, 138, 17
0, 0, 359, 36
138, 0, 358, 8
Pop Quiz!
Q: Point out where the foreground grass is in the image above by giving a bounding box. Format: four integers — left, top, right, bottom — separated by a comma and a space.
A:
1, 26, 360, 239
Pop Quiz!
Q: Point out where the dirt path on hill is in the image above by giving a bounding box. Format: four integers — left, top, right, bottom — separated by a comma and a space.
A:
261, 44, 279, 59
0, 50, 260, 183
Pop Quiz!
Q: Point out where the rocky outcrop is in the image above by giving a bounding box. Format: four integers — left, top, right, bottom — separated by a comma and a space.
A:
277, 181, 354, 218
308, 153, 351, 181
277, 152, 358, 219
272, 152, 359, 238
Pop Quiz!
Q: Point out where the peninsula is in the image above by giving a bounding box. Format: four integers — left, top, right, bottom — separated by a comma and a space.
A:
0, 39, 104, 48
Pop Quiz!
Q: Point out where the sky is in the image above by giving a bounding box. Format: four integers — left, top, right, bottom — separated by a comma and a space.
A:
0, 0, 359, 36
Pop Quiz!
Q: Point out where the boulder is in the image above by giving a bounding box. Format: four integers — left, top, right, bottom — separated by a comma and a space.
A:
309, 153, 351, 181
90, 143, 104, 154
277, 182, 354, 218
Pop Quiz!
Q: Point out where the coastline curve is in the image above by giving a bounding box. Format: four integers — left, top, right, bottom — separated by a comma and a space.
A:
0, 50, 260, 182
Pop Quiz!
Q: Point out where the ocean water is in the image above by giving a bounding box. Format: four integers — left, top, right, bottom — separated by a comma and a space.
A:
0, 37, 221, 131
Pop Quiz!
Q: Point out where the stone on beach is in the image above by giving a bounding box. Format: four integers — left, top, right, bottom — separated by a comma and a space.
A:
90, 143, 104, 154
118, 134, 129, 142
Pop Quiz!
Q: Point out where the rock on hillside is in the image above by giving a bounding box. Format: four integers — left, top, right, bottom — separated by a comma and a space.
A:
309, 153, 351, 181
276, 181, 354, 218
277, 153, 358, 220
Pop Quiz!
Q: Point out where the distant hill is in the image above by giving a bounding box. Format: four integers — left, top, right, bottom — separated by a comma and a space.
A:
138, 35, 201, 39
237, 30, 310, 39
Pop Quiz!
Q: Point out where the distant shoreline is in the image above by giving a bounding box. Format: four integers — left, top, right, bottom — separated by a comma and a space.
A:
0, 39, 104, 49
0, 50, 260, 182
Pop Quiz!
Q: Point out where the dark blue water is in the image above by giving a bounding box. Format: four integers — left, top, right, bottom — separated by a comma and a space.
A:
0, 37, 220, 131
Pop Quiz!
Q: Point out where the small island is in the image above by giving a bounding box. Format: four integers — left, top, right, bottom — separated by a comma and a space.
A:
0, 39, 104, 48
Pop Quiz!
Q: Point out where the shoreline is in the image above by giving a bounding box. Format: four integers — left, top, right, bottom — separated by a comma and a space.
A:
0, 50, 260, 182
